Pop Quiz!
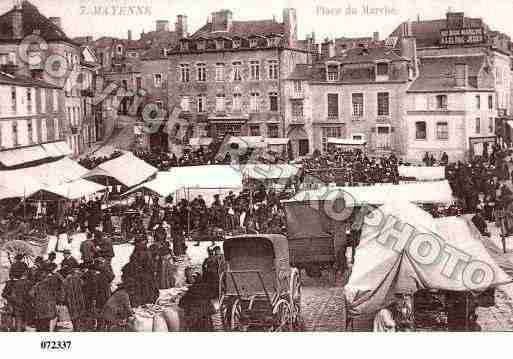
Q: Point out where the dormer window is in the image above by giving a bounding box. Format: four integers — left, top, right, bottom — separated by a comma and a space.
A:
326, 63, 340, 82
249, 38, 258, 48
376, 61, 389, 81
197, 40, 206, 51
180, 41, 189, 51
267, 37, 280, 47
216, 39, 224, 50
116, 45, 123, 55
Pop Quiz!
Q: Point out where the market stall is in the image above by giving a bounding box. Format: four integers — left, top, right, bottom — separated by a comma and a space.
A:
398, 165, 446, 181
327, 138, 367, 153
344, 201, 512, 331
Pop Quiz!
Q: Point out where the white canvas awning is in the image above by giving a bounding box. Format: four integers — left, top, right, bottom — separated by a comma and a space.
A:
398, 165, 446, 181
0, 146, 48, 167
327, 138, 367, 146
266, 138, 290, 146
189, 137, 213, 147
240, 164, 301, 180
31, 179, 106, 200
83, 152, 157, 188
284, 180, 454, 205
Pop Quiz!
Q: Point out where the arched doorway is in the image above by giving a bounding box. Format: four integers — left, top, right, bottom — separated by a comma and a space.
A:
287, 125, 309, 158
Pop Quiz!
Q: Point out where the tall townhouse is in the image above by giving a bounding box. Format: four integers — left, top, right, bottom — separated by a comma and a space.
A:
0, 72, 66, 169
0, 1, 88, 157
283, 40, 416, 158
391, 11, 512, 159
139, 8, 317, 152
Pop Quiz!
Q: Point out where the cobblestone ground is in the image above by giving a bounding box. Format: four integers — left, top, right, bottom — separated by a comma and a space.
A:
299, 270, 513, 332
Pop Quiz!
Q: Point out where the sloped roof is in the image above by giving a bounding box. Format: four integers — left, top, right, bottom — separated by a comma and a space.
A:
408, 55, 487, 92
0, 72, 60, 88
390, 17, 486, 48
0, 1, 74, 43
287, 64, 314, 80
191, 19, 285, 39
332, 47, 407, 64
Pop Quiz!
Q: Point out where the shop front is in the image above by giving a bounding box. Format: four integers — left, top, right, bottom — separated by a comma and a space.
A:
468, 136, 496, 158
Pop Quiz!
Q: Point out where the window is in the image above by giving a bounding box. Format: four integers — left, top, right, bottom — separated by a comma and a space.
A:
26, 88, 32, 113
136, 76, 142, 89
376, 62, 389, 76
196, 40, 206, 51
31, 118, 38, 144
291, 100, 303, 118
436, 122, 449, 140
267, 124, 279, 138
269, 92, 278, 112
488, 95, 493, 110
327, 93, 339, 119
154, 73, 162, 87
233, 39, 241, 48
232, 61, 242, 81
250, 60, 260, 80
181, 96, 190, 111
197, 94, 206, 113
180, 42, 189, 51
117, 45, 123, 55
27, 121, 33, 144
40, 88, 46, 113
249, 39, 258, 48
268, 60, 278, 79
215, 63, 225, 82
215, 94, 225, 112
415, 121, 427, 140
249, 125, 260, 136
377, 92, 389, 116
122, 79, 128, 90
475, 117, 480, 134
250, 92, 260, 112
475, 95, 481, 109
179, 64, 190, 83
197, 63, 206, 82
352, 93, 364, 117
216, 39, 224, 50
41, 118, 47, 142
47, 118, 55, 141
54, 118, 60, 140
53, 89, 58, 111
436, 95, 448, 110
293, 80, 302, 93
232, 93, 242, 111
11, 86, 16, 113
12, 122, 18, 147
489, 117, 494, 133
321, 127, 342, 152
327, 65, 339, 81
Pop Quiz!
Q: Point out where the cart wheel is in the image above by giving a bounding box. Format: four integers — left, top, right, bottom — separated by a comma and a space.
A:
230, 299, 243, 331
272, 299, 293, 332
290, 268, 303, 330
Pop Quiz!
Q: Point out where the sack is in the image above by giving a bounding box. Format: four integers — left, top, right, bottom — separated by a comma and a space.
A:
152, 313, 168, 332
131, 309, 154, 332
161, 305, 183, 332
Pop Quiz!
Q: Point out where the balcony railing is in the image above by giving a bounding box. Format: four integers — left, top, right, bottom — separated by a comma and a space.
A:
376, 115, 390, 123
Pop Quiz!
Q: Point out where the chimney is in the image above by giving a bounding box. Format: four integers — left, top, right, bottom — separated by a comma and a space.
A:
12, 3, 23, 39
401, 36, 418, 77
175, 15, 188, 38
283, 8, 297, 47
373, 31, 380, 42
127, 30, 132, 41
320, 39, 335, 59
455, 63, 468, 87
211, 10, 233, 32
49, 17, 62, 30
156, 20, 169, 32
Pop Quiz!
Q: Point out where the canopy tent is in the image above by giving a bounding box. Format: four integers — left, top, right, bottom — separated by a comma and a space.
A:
327, 138, 367, 146
284, 180, 454, 206
398, 165, 446, 181
344, 202, 511, 316
83, 152, 157, 188
28, 179, 106, 200
0, 141, 72, 167
0, 157, 88, 198
240, 164, 301, 181
123, 165, 243, 200
266, 138, 290, 153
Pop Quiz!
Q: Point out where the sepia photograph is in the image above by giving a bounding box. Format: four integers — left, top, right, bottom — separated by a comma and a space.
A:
0, 0, 513, 355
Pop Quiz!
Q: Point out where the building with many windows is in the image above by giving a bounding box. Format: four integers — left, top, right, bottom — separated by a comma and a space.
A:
0, 72, 67, 168
140, 8, 317, 152
284, 40, 416, 157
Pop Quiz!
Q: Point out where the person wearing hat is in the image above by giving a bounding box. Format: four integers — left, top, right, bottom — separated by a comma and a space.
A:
2, 268, 32, 331
28, 264, 61, 332
61, 250, 79, 271
9, 254, 29, 280
61, 266, 86, 331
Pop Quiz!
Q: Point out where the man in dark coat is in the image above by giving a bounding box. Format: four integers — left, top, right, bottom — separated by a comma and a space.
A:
80, 232, 96, 264
61, 250, 79, 271
94, 231, 114, 264
28, 265, 61, 331
61, 267, 86, 331
99, 282, 135, 331
9, 254, 29, 280
2, 272, 32, 331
